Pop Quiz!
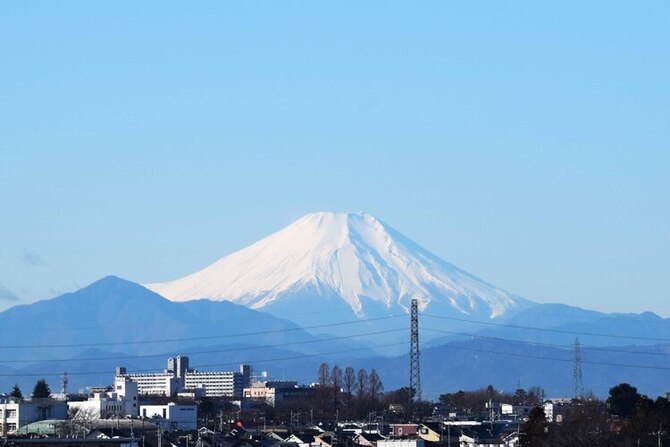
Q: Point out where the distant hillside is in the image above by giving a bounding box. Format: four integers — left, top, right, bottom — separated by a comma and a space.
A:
0, 276, 374, 363
368, 338, 670, 399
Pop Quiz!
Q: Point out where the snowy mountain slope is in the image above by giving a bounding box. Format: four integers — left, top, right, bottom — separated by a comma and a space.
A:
146, 212, 531, 322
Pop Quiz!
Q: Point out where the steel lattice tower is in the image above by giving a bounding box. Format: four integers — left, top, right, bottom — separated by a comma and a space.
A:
409, 298, 421, 401
61, 371, 69, 396
573, 337, 584, 399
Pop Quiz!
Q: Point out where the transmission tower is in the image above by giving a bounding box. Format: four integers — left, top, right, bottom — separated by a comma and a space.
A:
409, 298, 421, 401
60, 371, 69, 396
573, 338, 584, 399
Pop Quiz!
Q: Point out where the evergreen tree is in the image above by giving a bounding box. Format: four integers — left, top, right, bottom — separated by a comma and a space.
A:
9, 383, 22, 399
607, 383, 640, 417
31, 379, 51, 399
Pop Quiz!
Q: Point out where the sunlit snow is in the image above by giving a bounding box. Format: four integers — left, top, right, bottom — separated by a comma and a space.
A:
145, 212, 523, 318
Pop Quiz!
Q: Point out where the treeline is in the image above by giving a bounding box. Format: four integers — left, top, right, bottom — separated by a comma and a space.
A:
439, 385, 546, 415
249, 363, 432, 423
522, 383, 670, 447
313, 363, 384, 420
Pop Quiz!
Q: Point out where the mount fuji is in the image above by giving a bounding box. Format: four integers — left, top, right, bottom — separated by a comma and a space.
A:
146, 212, 532, 340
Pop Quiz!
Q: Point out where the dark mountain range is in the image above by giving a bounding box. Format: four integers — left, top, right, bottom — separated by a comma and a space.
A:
2, 276, 669, 399
0, 276, 374, 362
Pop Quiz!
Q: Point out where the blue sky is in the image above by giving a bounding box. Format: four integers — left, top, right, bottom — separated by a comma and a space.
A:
1, 1, 668, 315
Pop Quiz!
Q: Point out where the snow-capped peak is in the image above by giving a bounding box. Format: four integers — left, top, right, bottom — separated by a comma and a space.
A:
145, 212, 526, 318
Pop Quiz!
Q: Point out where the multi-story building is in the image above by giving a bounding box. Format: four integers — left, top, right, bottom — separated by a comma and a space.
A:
243, 380, 319, 407
184, 371, 241, 398
119, 356, 251, 398
68, 375, 139, 418
0, 398, 68, 435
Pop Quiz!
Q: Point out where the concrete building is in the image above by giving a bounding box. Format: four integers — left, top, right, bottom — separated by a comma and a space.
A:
140, 403, 197, 431
68, 376, 139, 418
166, 355, 191, 379
184, 371, 241, 398
0, 399, 68, 435
242, 380, 319, 407
120, 356, 250, 398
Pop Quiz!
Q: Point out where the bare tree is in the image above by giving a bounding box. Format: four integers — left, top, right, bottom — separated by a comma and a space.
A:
318, 363, 330, 387
356, 368, 368, 398
344, 366, 355, 395
331, 365, 343, 391
369, 369, 383, 401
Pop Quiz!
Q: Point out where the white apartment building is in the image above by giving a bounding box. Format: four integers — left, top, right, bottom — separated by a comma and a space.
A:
184, 371, 242, 398
119, 357, 250, 398
68, 376, 139, 418
0, 399, 68, 435
124, 373, 181, 397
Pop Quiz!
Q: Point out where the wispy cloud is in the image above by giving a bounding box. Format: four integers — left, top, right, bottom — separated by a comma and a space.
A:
19, 249, 47, 267
0, 285, 21, 302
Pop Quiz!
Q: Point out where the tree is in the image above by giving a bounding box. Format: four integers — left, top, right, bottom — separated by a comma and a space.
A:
10, 383, 22, 399
331, 365, 342, 390
331, 365, 343, 408
521, 406, 547, 447
513, 388, 528, 405
318, 363, 330, 387
607, 383, 640, 417
32, 379, 51, 399
356, 369, 368, 398
369, 369, 383, 401
344, 367, 355, 395
528, 386, 546, 405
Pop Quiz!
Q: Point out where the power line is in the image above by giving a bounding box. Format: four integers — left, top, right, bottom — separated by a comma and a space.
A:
0, 314, 406, 349
498, 307, 670, 326
0, 340, 408, 378
422, 327, 670, 358
423, 313, 670, 343
421, 340, 670, 372
0, 327, 407, 363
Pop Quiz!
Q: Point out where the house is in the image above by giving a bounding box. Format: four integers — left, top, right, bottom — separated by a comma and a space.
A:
313, 434, 335, 447
8, 438, 140, 447
338, 423, 363, 435
353, 432, 385, 447
283, 433, 316, 447
389, 424, 418, 438
456, 422, 519, 447
416, 424, 440, 442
